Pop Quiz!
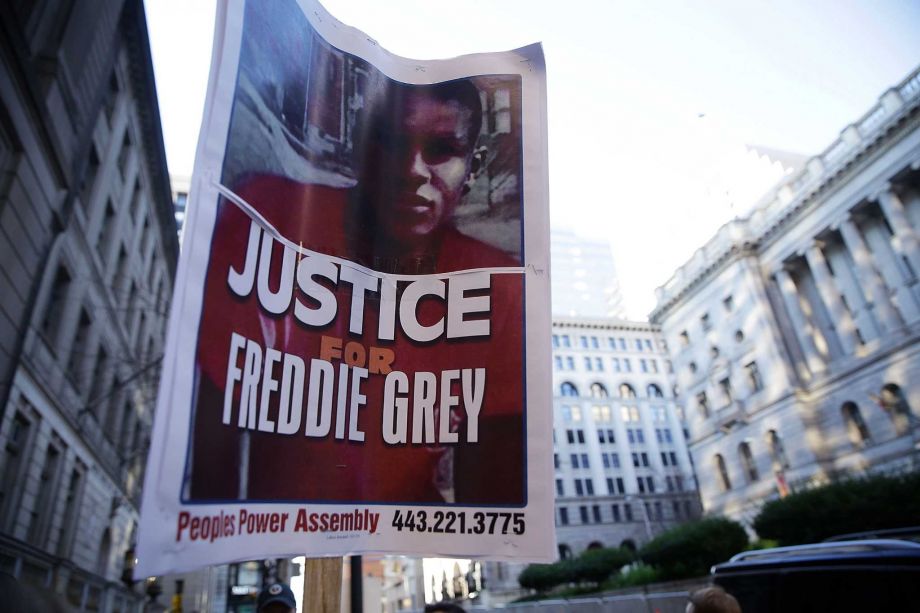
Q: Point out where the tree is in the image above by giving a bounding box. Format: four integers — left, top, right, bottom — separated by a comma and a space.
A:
753, 472, 920, 546
571, 547, 633, 585
517, 561, 574, 593
640, 517, 748, 580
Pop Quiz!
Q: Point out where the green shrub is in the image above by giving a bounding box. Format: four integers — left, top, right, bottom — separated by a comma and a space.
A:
639, 517, 748, 579
604, 563, 662, 589
517, 560, 575, 593
752, 472, 920, 546
571, 547, 633, 585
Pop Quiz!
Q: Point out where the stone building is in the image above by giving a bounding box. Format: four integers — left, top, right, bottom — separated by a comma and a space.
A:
484, 317, 700, 603
0, 1, 177, 609
650, 65, 920, 525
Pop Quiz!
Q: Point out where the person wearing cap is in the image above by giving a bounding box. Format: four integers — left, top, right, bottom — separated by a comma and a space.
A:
257, 582, 296, 613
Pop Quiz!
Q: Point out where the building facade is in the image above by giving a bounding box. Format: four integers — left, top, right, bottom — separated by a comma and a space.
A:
485, 317, 700, 603
0, 1, 177, 609
650, 65, 920, 526
551, 228, 626, 319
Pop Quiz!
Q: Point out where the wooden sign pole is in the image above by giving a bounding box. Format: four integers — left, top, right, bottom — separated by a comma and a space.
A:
303, 557, 343, 613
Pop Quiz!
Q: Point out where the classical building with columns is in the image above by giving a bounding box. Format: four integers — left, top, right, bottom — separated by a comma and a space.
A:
0, 1, 178, 608
483, 317, 700, 604
650, 65, 920, 525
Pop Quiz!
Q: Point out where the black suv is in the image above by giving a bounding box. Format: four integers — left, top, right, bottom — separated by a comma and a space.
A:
711, 529, 920, 612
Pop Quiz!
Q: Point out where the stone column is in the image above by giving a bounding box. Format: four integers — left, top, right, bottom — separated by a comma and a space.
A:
838, 216, 902, 333
876, 188, 920, 278
804, 242, 859, 355
775, 268, 825, 376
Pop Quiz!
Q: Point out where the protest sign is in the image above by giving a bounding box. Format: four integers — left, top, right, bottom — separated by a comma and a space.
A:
136, 0, 552, 576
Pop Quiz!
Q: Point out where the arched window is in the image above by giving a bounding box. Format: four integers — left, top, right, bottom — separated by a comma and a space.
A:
880, 383, 913, 436
738, 442, 759, 483
587, 541, 604, 550
618, 383, 636, 399
590, 382, 609, 398
766, 430, 789, 472
647, 383, 664, 398
620, 539, 637, 553
715, 453, 731, 491
558, 543, 573, 560
560, 382, 579, 397
841, 401, 870, 447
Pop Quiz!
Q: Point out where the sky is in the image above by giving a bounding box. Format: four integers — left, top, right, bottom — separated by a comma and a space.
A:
145, 0, 920, 318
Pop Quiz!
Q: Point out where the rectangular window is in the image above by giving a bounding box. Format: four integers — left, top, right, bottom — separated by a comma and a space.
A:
555, 479, 564, 496
41, 267, 72, 347
566, 429, 574, 444
654, 501, 663, 520
656, 428, 664, 443
665, 430, 673, 443
610, 453, 620, 468
577, 430, 585, 444
645, 339, 653, 351
579, 506, 589, 524
647, 476, 655, 493
701, 313, 712, 331
745, 361, 764, 392
570, 454, 579, 469
67, 308, 92, 387
624, 503, 633, 521
612, 358, 620, 372
27, 440, 62, 546
670, 451, 678, 466
581, 453, 589, 468
637, 478, 646, 493
598, 429, 606, 444
611, 504, 621, 522
56, 461, 86, 557
640, 359, 648, 373
650, 360, 659, 373
661, 452, 669, 466
592, 505, 601, 522
636, 429, 645, 444
554, 356, 563, 370
676, 475, 684, 491
595, 357, 603, 371
607, 429, 615, 443
641, 452, 649, 467
552, 334, 559, 348
606, 478, 615, 494
616, 478, 624, 494
602, 454, 610, 468
562, 336, 571, 348
632, 453, 640, 468
618, 338, 626, 350
580, 336, 589, 348
628, 429, 636, 444
572, 407, 583, 422
666, 476, 674, 492
584, 356, 593, 371
559, 508, 569, 525
720, 377, 733, 403
566, 356, 575, 370
623, 359, 632, 372
1, 411, 34, 530
591, 336, 599, 349
574, 479, 584, 496
585, 479, 594, 495
634, 339, 642, 351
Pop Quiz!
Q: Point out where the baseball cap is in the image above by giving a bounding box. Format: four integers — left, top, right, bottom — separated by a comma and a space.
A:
257, 582, 296, 611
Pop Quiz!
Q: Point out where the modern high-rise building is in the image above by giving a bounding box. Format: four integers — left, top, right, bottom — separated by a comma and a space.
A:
651, 65, 920, 526
484, 317, 700, 604
0, 0, 178, 608
551, 228, 626, 319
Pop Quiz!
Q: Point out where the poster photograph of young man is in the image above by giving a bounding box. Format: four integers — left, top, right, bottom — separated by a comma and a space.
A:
184, 0, 527, 506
